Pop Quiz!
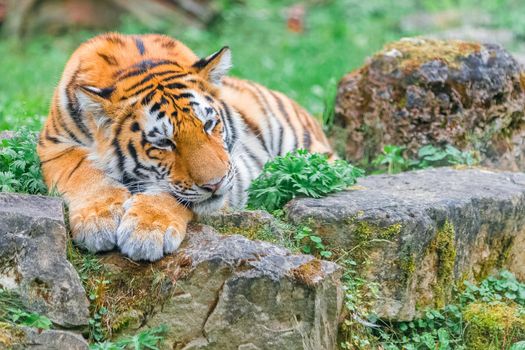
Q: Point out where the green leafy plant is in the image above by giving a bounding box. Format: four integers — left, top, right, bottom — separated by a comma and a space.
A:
415, 145, 477, 169
89, 325, 167, 350
0, 128, 47, 194
460, 270, 525, 306
339, 258, 381, 350
294, 225, 332, 258
247, 150, 364, 212
511, 341, 525, 350
8, 308, 52, 330
371, 144, 478, 174
377, 270, 525, 350
0, 288, 52, 330
372, 145, 410, 174
89, 306, 109, 343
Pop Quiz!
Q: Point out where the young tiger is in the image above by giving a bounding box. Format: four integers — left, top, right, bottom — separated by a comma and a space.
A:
38, 33, 333, 261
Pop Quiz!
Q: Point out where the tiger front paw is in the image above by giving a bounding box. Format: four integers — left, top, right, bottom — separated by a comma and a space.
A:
116, 193, 191, 261
69, 188, 131, 252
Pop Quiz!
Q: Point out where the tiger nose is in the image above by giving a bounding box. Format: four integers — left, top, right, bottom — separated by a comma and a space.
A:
200, 176, 225, 193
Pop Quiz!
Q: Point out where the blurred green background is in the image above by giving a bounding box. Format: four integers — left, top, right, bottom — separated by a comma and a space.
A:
0, 0, 524, 131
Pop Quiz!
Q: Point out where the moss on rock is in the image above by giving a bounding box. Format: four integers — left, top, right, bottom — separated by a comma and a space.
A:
429, 221, 457, 308
463, 301, 525, 350
334, 37, 525, 170
0, 322, 24, 348
379, 38, 481, 72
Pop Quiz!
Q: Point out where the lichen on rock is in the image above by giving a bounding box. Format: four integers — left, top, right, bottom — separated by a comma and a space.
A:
333, 37, 525, 171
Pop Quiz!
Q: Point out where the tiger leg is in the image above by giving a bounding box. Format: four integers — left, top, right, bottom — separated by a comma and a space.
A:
39, 146, 131, 252
116, 192, 193, 261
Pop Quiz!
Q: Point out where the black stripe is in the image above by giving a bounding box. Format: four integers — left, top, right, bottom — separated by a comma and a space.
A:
45, 133, 62, 144
236, 109, 271, 155
65, 157, 86, 181
40, 147, 76, 164
131, 122, 141, 132
125, 70, 181, 92
150, 102, 161, 113
248, 83, 280, 154
117, 60, 181, 81
65, 68, 93, 141
134, 37, 146, 55
219, 101, 237, 151
303, 130, 311, 149
98, 53, 118, 66
173, 93, 194, 100
156, 111, 166, 120
142, 90, 157, 106
245, 147, 265, 169
56, 113, 82, 145
162, 73, 189, 83
112, 121, 126, 175
165, 82, 188, 90
269, 91, 298, 152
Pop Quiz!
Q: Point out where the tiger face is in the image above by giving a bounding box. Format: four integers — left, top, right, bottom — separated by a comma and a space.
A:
78, 47, 235, 215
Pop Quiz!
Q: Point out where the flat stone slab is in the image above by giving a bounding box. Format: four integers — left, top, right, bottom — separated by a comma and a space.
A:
101, 224, 343, 350
286, 167, 525, 320
0, 193, 89, 327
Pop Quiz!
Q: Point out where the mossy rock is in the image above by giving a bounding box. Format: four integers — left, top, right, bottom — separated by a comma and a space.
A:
286, 167, 525, 321
463, 302, 525, 350
334, 37, 525, 171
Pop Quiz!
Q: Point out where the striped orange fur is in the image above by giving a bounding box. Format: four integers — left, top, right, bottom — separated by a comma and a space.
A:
38, 33, 333, 261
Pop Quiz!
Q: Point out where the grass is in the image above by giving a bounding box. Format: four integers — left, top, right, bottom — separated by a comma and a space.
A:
2, 0, 525, 131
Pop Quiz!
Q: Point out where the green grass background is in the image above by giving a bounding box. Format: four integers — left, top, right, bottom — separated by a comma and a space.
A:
1, 0, 524, 130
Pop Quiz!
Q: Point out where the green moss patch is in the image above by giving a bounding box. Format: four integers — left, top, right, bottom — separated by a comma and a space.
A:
0, 322, 25, 348
378, 38, 481, 73
429, 221, 457, 308
463, 301, 525, 350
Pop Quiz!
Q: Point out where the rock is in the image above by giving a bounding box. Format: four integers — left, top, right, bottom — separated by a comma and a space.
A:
93, 224, 342, 350
0, 192, 341, 348
13, 328, 89, 350
0, 193, 89, 327
199, 209, 285, 242
286, 167, 525, 320
333, 38, 525, 171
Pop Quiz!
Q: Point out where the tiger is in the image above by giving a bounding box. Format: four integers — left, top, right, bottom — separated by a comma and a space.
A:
37, 33, 334, 261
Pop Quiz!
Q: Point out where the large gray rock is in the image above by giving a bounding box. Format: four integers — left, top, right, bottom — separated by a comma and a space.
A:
286, 167, 525, 321
0, 193, 89, 327
333, 38, 525, 171
99, 224, 342, 350
13, 328, 89, 350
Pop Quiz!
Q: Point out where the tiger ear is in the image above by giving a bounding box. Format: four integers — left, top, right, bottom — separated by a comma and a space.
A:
76, 85, 114, 127
76, 85, 114, 111
79, 85, 115, 100
192, 47, 232, 85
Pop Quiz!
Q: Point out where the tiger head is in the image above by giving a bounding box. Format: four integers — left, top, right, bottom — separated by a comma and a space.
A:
76, 47, 236, 215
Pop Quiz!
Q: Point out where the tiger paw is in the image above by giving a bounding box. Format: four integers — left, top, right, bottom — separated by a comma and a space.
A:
116, 193, 191, 261
69, 188, 131, 252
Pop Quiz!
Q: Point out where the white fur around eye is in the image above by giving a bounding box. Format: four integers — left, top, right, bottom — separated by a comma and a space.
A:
151, 138, 175, 150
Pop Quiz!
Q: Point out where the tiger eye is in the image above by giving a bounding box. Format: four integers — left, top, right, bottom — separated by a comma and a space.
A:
154, 139, 175, 150
204, 120, 215, 133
